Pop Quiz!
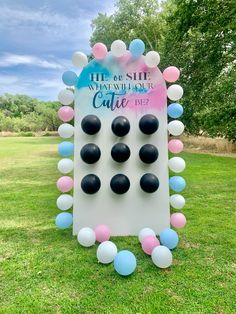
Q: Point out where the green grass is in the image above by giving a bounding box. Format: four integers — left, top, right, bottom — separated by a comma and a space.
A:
0, 137, 235, 314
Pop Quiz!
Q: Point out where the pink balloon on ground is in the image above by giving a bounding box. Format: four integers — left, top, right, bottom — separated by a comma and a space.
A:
92, 43, 108, 59
57, 176, 73, 192
170, 213, 187, 229
141, 235, 160, 255
58, 106, 74, 122
94, 224, 111, 242
168, 139, 184, 154
163, 66, 180, 82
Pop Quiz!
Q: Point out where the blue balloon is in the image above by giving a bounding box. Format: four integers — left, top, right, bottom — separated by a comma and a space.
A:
169, 176, 186, 192
167, 103, 183, 118
160, 228, 179, 249
58, 141, 74, 157
55, 212, 73, 229
129, 39, 145, 58
114, 250, 136, 276
62, 71, 78, 86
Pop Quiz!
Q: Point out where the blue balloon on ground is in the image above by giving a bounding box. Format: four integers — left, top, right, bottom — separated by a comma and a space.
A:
62, 71, 78, 86
169, 176, 186, 192
129, 39, 145, 58
58, 141, 74, 157
160, 228, 179, 249
114, 250, 137, 276
55, 212, 73, 229
167, 103, 183, 118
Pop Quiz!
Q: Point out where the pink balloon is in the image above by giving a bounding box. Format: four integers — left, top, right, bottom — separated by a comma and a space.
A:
170, 213, 187, 229
95, 224, 111, 242
141, 235, 160, 255
57, 176, 73, 192
163, 66, 180, 82
92, 43, 108, 60
168, 139, 184, 154
58, 106, 74, 122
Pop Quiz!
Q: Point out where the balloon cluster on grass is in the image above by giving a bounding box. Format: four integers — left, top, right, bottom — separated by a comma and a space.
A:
138, 227, 178, 268
77, 224, 136, 276
54, 38, 187, 275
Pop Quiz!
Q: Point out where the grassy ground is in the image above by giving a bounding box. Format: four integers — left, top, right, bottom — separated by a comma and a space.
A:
0, 137, 235, 314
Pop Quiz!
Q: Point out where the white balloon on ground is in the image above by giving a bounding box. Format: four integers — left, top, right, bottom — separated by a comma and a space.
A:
170, 194, 185, 209
72, 51, 88, 68
58, 123, 74, 138
57, 194, 73, 210
58, 158, 74, 174
168, 120, 185, 136
138, 227, 156, 243
144, 51, 160, 68
168, 157, 186, 173
111, 40, 126, 57
96, 241, 118, 264
58, 89, 74, 105
167, 84, 183, 101
151, 245, 173, 268
77, 227, 96, 247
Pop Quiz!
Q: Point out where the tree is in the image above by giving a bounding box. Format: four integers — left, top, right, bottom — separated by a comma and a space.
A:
90, 0, 236, 141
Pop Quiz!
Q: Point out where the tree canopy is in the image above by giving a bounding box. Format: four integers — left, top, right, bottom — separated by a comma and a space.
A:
90, 0, 236, 141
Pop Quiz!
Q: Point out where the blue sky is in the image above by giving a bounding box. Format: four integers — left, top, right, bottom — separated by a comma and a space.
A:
0, 0, 116, 100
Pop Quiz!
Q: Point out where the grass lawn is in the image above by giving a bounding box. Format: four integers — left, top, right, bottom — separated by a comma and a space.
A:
0, 137, 235, 313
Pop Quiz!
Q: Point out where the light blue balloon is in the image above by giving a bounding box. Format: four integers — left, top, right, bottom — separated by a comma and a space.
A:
160, 228, 179, 249
114, 250, 136, 276
58, 141, 74, 157
55, 212, 73, 229
167, 103, 183, 118
129, 39, 145, 58
62, 71, 78, 86
169, 176, 186, 192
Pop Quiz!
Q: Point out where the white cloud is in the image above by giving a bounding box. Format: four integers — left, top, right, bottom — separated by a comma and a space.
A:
0, 53, 67, 69
0, 73, 64, 100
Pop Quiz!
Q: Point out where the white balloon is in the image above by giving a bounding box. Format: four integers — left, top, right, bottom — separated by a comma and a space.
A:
58, 89, 74, 105
111, 40, 126, 57
168, 120, 185, 136
168, 157, 186, 173
77, 227, 96, 247
96, 241, 118, 264
58, 158, 74, 174
57, 194, 73, 210
170, 194, 185, 209
138, 227, 156, 243
167, 84, 183, 101
58, 123, 74, 138
144, 51, 160, 68
72, 51, 88, 68
151, 245, 173, 268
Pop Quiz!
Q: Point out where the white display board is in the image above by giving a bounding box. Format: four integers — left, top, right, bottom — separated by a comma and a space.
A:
73, 53, 170, 236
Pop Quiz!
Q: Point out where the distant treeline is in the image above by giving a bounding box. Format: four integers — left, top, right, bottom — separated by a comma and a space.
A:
0, 94, 61, 133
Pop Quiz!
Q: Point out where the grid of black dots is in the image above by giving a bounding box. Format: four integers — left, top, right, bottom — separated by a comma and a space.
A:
80, 114, 160, 195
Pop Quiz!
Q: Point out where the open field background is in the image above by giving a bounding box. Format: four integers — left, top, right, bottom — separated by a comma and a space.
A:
0, 137, 235, 313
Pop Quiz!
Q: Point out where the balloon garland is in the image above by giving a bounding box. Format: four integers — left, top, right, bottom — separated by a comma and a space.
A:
55, 39, 187, 276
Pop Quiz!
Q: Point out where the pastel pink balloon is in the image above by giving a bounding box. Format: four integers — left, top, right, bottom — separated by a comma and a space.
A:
170, 213, 187, 229
58, 106, 74, 122
168, 139, 184, 154
141, 235, 160, 255
92, 43, 108, 60
56, 176, 73, 192
163, 66, 180, 82
95, 224, 111, 242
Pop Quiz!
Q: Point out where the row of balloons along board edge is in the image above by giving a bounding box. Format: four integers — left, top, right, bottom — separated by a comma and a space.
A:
60, 39, 182, 96
54, 221, 186, 275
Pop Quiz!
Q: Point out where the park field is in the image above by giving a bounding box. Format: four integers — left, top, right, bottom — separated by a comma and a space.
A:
0, 137, 235, 313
